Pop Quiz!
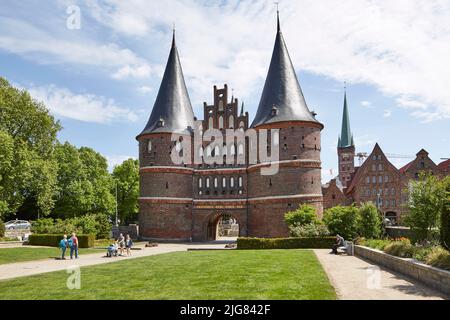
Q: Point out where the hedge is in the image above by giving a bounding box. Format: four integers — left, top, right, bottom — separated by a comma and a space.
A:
28, 234, 95, 248
237, 237, 336, 250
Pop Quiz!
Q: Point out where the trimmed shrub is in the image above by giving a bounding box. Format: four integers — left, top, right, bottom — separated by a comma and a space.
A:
28, 234, 95, 248
358, 202, 382, 239
0, 220, 4, 238
425, 246, 450, 271
290, 223, 330, 238
237, 237, 335, 250
441, 179, 450, 249
284, 204, 319, 227
360, 239, 391, 251
323, 205, 360, 240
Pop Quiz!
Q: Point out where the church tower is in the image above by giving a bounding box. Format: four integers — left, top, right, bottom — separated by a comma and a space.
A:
248, 11, 324, 236
337, 90, 355, 188
137, 31, 196, 240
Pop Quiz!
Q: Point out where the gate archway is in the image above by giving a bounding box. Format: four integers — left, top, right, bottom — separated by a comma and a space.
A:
206, 213, 239, 241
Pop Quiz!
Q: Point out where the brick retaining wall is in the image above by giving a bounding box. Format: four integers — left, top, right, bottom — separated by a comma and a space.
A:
354, 245, 450, 296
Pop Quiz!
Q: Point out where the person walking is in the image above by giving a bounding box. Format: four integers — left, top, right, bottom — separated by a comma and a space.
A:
125, 234, 133, 256
70, 233, 79, 259
59, 235, 68, 260
117, 233, 125, 256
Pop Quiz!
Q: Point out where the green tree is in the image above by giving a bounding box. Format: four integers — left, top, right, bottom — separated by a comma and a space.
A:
53, 143, 115, 218
358, 202, 382, 239
284, 204, 319, 228
112, 159, 139, 224
0, 78, 60, 218
405, 173, 446, 242
440, 177, 450, 249
323, 205, 360, 240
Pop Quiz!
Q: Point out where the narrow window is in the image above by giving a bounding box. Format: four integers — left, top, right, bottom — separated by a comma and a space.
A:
378, 164, 383, 171
238, 144, 244, 155
230, 177, 235, 188
273, 131, 279, 146
206, 178, 210, 188
238, 176, 243, 188
222, 177, 226, 188
219, 116, 224, 129
148, 140, 152, 153
214, 177, 218, 188
198, 178, 202, 188
229, 115, 234, 129
209, 117, 214, 129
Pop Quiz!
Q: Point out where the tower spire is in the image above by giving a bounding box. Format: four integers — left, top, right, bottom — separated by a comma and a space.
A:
276, 3, 281, 32
338, 88, 354, 148
171, 23, 176, 48
240, 101, 245, 116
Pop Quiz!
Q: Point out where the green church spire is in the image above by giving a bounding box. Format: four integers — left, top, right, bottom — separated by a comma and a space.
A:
338, 91, 354, 148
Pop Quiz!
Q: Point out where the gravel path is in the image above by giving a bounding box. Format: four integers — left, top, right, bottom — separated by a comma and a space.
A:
314, 249, 447, 300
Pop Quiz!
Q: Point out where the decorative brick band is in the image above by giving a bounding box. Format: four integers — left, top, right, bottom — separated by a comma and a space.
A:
139, 197, 192, 204
254, 120, 324, 130
247, 159, 321, 173
140, 166, 194, 174
248, 194, 323, 204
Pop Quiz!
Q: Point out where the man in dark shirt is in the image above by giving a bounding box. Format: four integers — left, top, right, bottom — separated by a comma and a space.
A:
331, 234, 345, 254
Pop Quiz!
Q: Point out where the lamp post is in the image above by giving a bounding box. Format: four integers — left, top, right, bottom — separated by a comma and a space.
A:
115, 181, 119, 227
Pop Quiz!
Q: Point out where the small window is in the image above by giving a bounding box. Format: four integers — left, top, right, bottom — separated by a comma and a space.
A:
378, 155, 382, 160
214, 177, 218, 188
391, 188, 395, 196
378, 164, 383, 171
198, 178, 202, 188
222, 177, 226, 188
372, 164, 376, 171
238, 176, 243, 188
229, 115, 234, 129
206, 178, 210, 188
378, 176, 383, 183
218, 101, 224, 111
230, 177, 235, 188
384, 175, 389, 182
372, 176, 376, 184
366, 176, 370, 184
219, 116, 224, 129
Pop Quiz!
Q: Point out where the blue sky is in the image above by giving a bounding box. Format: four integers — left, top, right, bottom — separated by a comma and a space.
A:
0, 0, 449, 181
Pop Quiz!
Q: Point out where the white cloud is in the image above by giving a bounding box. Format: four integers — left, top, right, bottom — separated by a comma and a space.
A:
106, 155, 137, 172
137, 86, 153, 94
28, 85, 138, 123
83, 0, 450, 121
361, 101, 372, 108
354, 134, 378, 148
383, 109, 392, 118
0, 16, 151, 80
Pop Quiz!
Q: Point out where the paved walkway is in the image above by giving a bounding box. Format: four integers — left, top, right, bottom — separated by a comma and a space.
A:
314, 249, 448, 300
0, 243, 227, 281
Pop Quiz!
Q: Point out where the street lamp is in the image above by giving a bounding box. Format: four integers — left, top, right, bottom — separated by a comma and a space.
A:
115, 181, 119, 227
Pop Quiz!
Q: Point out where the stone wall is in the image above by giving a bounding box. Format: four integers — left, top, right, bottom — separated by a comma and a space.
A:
355, 245, 450, 296
112, 224, 139, 240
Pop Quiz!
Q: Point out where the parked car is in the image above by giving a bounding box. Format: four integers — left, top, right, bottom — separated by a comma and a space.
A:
4, 220, 31, 231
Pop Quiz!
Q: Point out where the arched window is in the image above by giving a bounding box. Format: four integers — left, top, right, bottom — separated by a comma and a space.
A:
148, 140, 152, 153
219, 116, 224, 129
273, 131, 279, 146
222, 177, 226, 188
229, 115, 234, 128
198, 178, 202, 188
238, 144, 244, 155
206, 177, 210, 188
209, 117, 214, 129
230, 177, 235, 188
239, 121, 245, 129
230, 144, 236, 156
214, 177, 218, 188
238, 176, 243, 187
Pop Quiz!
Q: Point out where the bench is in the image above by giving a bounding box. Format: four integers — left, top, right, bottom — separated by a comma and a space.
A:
337, 241, 354, 255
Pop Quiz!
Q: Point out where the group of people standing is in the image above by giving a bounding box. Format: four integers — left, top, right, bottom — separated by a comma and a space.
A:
59, 233, 79, 260
107, 233, 133, 257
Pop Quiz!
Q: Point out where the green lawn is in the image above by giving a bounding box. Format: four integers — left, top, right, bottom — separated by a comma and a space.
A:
0, 247, 104, 265
0, 250, 336, 300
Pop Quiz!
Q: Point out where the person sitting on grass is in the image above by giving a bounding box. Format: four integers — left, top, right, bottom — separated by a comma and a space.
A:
125, 234, 133, 256
330, 234, 345, 255
59, 235, 68, 260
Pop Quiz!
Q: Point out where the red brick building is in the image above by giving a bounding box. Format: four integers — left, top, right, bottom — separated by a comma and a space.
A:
323, 94, 447, 225
137, 14, 324, 241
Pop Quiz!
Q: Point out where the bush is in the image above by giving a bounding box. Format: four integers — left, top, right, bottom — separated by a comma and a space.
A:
284, 204, 319, 227
31, 214, 112, 239
360, 238, 391, 251
441, 179, 450, 249
237, 237, 335, 250
425, 246, 450, 271
358, 202, 382, 239
0, 220, 4, 238
290, 223, 330, 238
323, 205, 360, 240
28, 234, 95, 248
384, 239, 415, 258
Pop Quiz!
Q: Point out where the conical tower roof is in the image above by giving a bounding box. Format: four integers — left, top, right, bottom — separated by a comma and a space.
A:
251, 12, 320, 128
338, 91, 354, 148
138, 31, 195, 137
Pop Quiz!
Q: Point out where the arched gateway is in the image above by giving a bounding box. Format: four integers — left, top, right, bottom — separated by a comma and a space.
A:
205, 213, 240, 241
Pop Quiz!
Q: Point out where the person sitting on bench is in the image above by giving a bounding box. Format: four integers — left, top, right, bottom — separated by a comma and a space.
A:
331, 234, 346, 255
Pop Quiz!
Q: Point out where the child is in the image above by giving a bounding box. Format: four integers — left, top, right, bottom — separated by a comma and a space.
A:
59, 235, 68, 260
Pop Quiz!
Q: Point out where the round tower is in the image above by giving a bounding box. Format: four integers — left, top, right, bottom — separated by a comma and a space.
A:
247, 12, 324, 238
137, 31, 195, 241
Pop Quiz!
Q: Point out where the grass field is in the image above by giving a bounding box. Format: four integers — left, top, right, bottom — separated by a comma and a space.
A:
0, 250, 336, 300
0, 247, 104, 265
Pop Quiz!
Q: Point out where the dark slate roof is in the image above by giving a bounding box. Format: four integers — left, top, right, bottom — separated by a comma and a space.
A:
338, 92, 354, 148
138, 32, 195, 137
251, 12, 320, 128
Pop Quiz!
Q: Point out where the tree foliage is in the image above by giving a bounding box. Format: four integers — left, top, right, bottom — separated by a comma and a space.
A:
358, 202, 382, 239
440, 177, 450, 249
323, 205, 360, 240
404, 173, 447, 242
112, 158, 139, 224
284, 204, 319, 227
0, 78, 60, 218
